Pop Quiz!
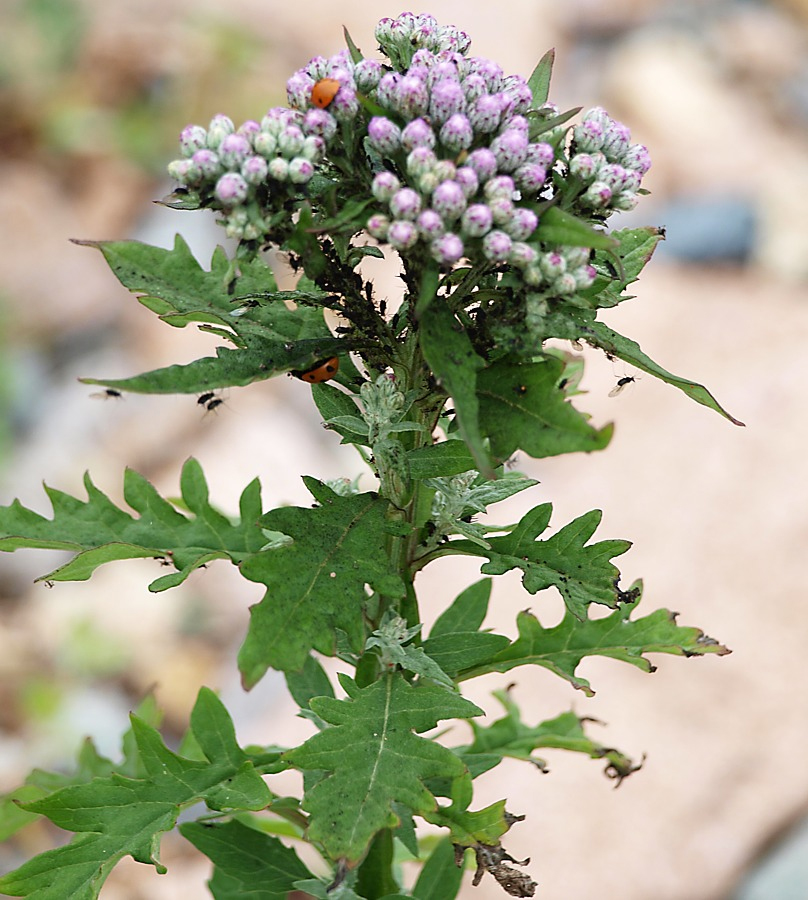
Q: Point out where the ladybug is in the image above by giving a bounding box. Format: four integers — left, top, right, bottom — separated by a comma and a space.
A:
294, 357, 339, 384
311, 77, 340, 109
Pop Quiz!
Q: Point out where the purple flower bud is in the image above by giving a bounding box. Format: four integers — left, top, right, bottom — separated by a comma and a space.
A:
433, 160, 457, 182
288, 157, 315, 183
462, 73, 487, 103
389, 187, 422, 220
574, 264, 597, 288
372, 171, 401, 202
505, 206, 538, 240
215, 172, 248, 206
565, 247, 590, 268
489, 196, 514, 225
523, 264, 544, 286
574, 118, 604, 153
278, 126, 305, 158
238, 120, 261, 139
553, 273, 578, 295
287, 72, 315, 110
416, 208, 445, 239
241, 155, 268, 185
455, 166, 479, 198
466, 147, 498, 181
491, 128, 528, 172
569, 152, 597, 180
407, 146, 437, 178
612, 191, 639, 211
482, 229, 513, 262
599, 163, 631, 192
207, 114, 235, 150
429, 59, 461, 85
514, 163, 547, 193
167, 158, 193, 183
191, 149, 222, 181
330, 86, 359, 122
525, 142, 554, 167
582, 181, 613, 208
509, 242, 538, 268
301, 135, 326, 162
431, 232, 465, 265
429, 78, 466, 124
468, 93, 505, 134
304, 55, 328, 81
623, 143, 652, 176
484, 175, 516, 201
440, 113, 474, 152
397, 74, 429, 118
460, 203, 493, 237
432, 180, 467, 221
501, 76, 533, 115
367, 214, 390, 240
354, 58, 383, 92
253, 132, 277, 157
262, 107, 303, 133
470, 58, 504, 92
374, 18, 394, 43
505, 115, 530, 134
377, 72, 401, 111
540, 252, 566, 279
302, 108, 338, 142
268, 157, 290, 181
179, 124, 207, 157
401, 118, 436, 151
388, 219, 419, 251
368, 117, 402, 155
602, 120, 631, 159
218, 133, 252, 169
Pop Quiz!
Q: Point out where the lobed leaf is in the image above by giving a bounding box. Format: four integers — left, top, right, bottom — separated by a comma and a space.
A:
462, 590, 731, 696
0, 459, 266, 590
284, 673, 482, 863
238, 483, 405, 684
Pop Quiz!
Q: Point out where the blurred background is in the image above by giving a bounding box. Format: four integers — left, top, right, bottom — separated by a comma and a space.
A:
1, 0, 807, 897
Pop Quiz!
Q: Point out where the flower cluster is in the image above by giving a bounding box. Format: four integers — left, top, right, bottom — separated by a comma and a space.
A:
570, 107, 651, 212
166, 109, 330, 240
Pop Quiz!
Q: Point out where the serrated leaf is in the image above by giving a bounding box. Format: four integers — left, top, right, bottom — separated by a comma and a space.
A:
455, 503, 630, 620
238, 485, 405, 684
77, 237, 341, 393
583, 320, 744, 426
0, 459, 266, 590
419, 302, 492, 478
478, 356, 613, 460
423, 798, 511, 848
284, 673, 482, 862
462, 590, 731, 695
582, 226, 665, 308
407, 441, 476, 479
459, 689, 639, 781
0, 690, 275, 900
430, 579, 492, 638
527, 48, 555, 107
180, 820, 312, 900
535, 206, 617, 250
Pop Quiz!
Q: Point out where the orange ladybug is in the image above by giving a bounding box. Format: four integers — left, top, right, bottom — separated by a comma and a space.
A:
294, 357, 339, 383
311, 78, 340, 109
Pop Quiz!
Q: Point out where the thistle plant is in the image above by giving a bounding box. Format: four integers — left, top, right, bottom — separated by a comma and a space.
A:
0, 12, 741, 899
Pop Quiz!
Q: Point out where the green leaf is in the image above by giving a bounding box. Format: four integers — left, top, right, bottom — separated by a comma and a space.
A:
238, 484, 405, 684
284, 673, 483, 863
76, 237, 341, 393
423, 798, 511, 848
583, 226, 665, 308
285, 654, 335, 712
583, 320, 744, 426
454, 503, 631, 620
0, 690, 276, 900
422, 632, 510, 679
0, 459, 266, 590
430, 579, 492, 638
463, 590, 731, 695
535, 206, 617, 250
366, 615, 456, 690
477, 356, 613, 460
412, 837, 464, 900
419, 302, 492, 478
407, 441, 476, 479
527, 48, 555, 107
459, 689, 641, 783
180, 819, 313, 900
343, 26, 364, 64
312, 382, 368, 444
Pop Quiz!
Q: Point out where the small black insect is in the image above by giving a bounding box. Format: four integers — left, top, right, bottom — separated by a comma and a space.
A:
206, 398, 224, 412
197, 392, 216, 406
91, 388, 122, 400
609, 376, 636, 397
